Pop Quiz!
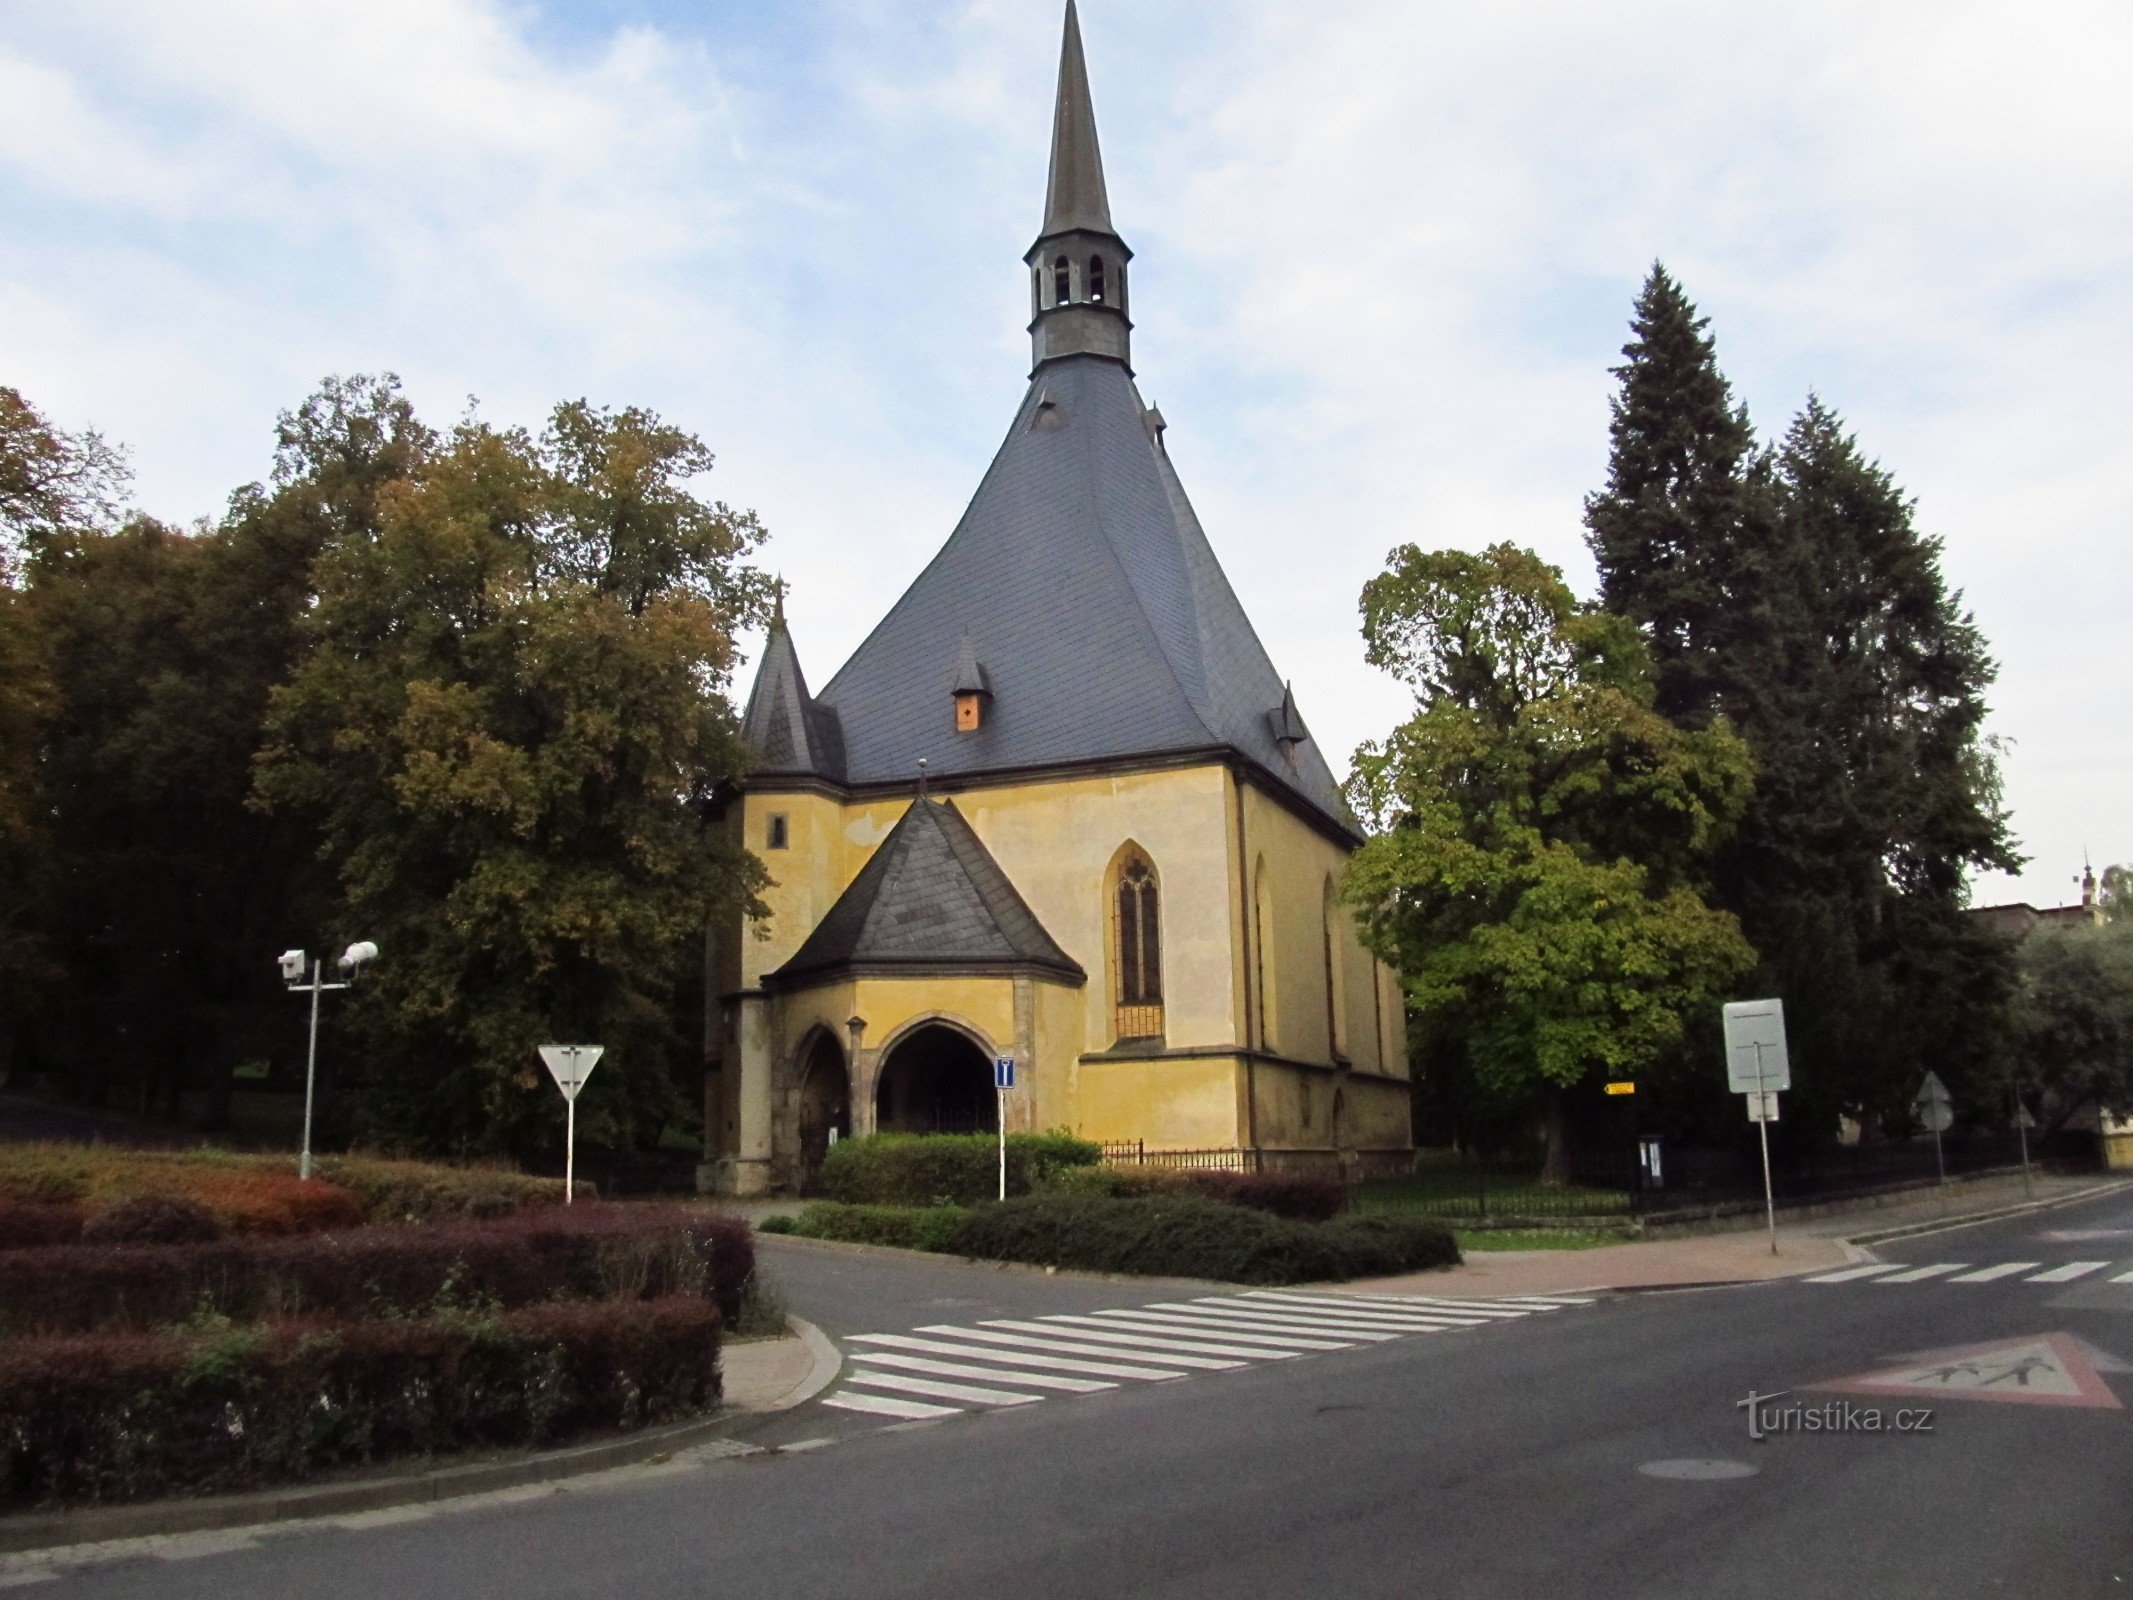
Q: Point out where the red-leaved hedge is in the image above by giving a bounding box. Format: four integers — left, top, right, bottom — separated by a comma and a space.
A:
0, 1296, 721, 1508
1178, 1172, 1347, 1223
0, 1205, 756, 1336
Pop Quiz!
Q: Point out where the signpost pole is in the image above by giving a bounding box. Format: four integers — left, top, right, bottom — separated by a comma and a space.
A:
994, 1055, 1013, 1202
300, 960, 323, 1183
1754, 1042, 1777, 1257
566, 1068, 577, 1206
2015, 1089, 2034, 1200
538, 1045, 602, 1208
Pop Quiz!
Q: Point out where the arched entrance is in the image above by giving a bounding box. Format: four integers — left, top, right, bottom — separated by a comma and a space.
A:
875, 1023, 995, 1135
796, 1032, 851, 1193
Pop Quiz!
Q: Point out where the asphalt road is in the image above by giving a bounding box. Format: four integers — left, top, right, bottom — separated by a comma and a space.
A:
18, 1190, 2133, 1600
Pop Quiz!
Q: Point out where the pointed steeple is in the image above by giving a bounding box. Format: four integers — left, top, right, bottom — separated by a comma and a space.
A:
1041, 0, 1113, 236
741, 607, 844, 780
1024, 2, 1132, 373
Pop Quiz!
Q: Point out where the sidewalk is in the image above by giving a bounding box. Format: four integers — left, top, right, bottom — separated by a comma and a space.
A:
1345, 1172, 2128, 1299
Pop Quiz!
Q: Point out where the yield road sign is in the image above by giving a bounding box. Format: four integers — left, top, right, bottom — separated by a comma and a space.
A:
539, 1044, 604, 1102
1915, 1071, 1952, 1110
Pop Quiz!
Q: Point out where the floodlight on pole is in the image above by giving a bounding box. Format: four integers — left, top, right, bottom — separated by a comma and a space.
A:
279, 939, 376, 1181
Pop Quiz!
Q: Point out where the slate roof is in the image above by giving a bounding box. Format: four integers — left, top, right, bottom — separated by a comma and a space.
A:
806, 354, 1357, 837
768, 797, 1084, 988
739, 611, 845, 780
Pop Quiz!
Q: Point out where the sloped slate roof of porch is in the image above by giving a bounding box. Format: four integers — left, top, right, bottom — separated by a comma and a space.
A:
766, 796, 1084, 988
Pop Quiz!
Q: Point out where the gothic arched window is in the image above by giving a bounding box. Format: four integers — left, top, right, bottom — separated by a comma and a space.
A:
1322, 877, 1347, 1061
1110, 847, 1163, 1040
1054, 256, 1072, 303
1089, 255, 1107, 303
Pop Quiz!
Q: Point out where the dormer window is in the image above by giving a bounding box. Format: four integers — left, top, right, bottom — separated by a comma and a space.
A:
1054, 256, 1071, 303
1089, 255, 1106, 303
955, 692, 984, 732
951, 632, 991, 732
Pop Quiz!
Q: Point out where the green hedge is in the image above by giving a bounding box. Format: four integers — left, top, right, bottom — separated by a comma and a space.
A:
0, 1297, 720, 1508
819, 1132, 1100, 1206
780, 1194, 1459, 1284
777, 1202, 969, 1253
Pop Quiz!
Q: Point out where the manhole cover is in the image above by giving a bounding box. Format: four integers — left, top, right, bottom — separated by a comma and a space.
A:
1638, 1458, 1759, 1481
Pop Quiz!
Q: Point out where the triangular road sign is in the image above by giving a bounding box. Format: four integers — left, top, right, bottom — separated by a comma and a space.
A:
1914, 1070, 1951, 1110
538, 1044, 603, 1102
1812, 1333, 2122, 1410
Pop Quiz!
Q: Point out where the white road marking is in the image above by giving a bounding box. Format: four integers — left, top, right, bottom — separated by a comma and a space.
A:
848, 1352, 1116, 1393
1946, 1262, 2043, 1283
1875, 1263, 1967, 1283
820, 1391, 960, 1420
1141, 1301, 1403, 1340
2026, 1261, 2111, 1283
1081, 1309, 1358, 1349
1356, 1296, 1535, 1319
1805, 1264, 1905, 1283
2112, 1268, 2133, 1284
841, 1370, 1044, 1407
1242, 1291, 1495, 1327
874, 1331, 1194, 1382
993, 1319, 1272, 1363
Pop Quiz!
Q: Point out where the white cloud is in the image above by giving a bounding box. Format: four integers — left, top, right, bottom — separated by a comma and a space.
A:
2, 0, 2124, 906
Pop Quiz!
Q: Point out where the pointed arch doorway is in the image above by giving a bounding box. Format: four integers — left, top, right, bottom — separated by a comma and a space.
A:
796, 1031, 851, 1193
875, 1023, 996, 1135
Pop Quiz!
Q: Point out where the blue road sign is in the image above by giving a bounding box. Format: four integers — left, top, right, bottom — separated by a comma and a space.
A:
994, 1056, 1015, 1090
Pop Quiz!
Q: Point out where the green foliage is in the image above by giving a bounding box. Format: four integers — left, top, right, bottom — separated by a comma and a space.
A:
1345, 542, 1755, 1163
950, 1195, 1460, 1284
786, 1194, 1459, 1283
818, 1132, 1101, 1206
2015, 920, 2133, 1127
1583, 268, 2020, 1137
785, 1201, 970, 1253
254, 393, 773, 1157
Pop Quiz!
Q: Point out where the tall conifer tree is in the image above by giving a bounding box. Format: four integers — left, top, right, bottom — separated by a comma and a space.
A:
1586, 269, 2019, 1139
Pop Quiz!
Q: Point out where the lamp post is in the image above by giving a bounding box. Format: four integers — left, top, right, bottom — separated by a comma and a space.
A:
279, 942, 376, 1181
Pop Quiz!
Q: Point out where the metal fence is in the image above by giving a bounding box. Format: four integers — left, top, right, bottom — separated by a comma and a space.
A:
1098, 1141, 1256, 1173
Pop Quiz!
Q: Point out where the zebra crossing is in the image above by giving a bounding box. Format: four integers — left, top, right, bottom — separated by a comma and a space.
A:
817, 1289, 1591, 1423
1807, 1260, 2133, 1287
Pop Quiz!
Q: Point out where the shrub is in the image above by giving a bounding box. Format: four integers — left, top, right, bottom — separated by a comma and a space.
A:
0, 1203, 86, 1250
310, 1156, 572, 1222
1178, 1171, 1348, 1223
1049, 1166, 1349, 1221
0, 1297, 721, 1507
0, 1147, 566, 1237
786, 1202, 970, 1254
820, 1132, 1101, 1206
0, 1206, 756, 1336
78, 1193, 224, 1246
754, 1215, 796, 1235
949, 1195, 1458, 1284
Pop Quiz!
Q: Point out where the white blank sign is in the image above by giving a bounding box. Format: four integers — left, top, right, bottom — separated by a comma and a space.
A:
539, 1044, 603, 1102
1722, 1000, 1791, 1094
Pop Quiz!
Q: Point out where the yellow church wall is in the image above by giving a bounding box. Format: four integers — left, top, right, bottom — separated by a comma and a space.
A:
1073, 1055, 1242, 1148
1236, 778, 1406, 1081
735, 790, 849, 988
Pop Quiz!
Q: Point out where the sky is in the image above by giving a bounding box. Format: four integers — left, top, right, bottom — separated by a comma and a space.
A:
2, 0, 2126, 908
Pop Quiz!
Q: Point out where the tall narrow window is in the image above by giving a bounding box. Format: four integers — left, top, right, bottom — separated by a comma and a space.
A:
1323, 878, 1347, 1061
1110, 848, 1163, 1040
767, 813, 789, 850
1089, 255, 1106, 303
1253, 859, 1276, 1053
1054, 256, 1071, 303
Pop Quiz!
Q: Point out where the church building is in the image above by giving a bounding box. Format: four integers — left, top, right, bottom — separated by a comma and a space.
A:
702, 2, 1413, 1195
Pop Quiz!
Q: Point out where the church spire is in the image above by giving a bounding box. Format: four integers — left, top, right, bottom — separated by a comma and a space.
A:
1024, 1, 1132, 373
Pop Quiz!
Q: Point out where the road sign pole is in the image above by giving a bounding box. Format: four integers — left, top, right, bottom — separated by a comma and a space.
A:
300, 960, 323, 1183
566, 1079, 577, 1205
1753, 1040, 1777, 1256
998, 1088, 1006, 1202
2016, 1090, 2033, 1200
1933, 1122, 1945, 1187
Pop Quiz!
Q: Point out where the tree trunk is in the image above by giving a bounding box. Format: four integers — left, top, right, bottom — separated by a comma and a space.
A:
1539, 1087, 1572, 1186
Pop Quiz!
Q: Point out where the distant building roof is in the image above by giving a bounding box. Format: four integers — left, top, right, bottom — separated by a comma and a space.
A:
1969, 901, 2105, 941
766, 797, 1085, 988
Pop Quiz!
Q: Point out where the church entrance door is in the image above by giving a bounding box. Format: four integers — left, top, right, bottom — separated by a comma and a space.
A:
875, 1024, 996, 1135
797, 1033, 851, 1193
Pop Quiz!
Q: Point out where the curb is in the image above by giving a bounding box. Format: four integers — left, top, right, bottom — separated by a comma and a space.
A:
753, 1229, 1234, 1290
0, 1315, 835, 1557
1844, 1179, 2132, 1248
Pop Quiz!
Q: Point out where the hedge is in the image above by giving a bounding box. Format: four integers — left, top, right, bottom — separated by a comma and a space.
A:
0, 1297, 721, 1508
773, 1202, 968, 1253
0, 1205, 757, 1336
820, 1132, 1101, 1206
1044, 1165, 1348, 1222
0, 1146, 570, 1234
782, 1194, 1459, 1283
